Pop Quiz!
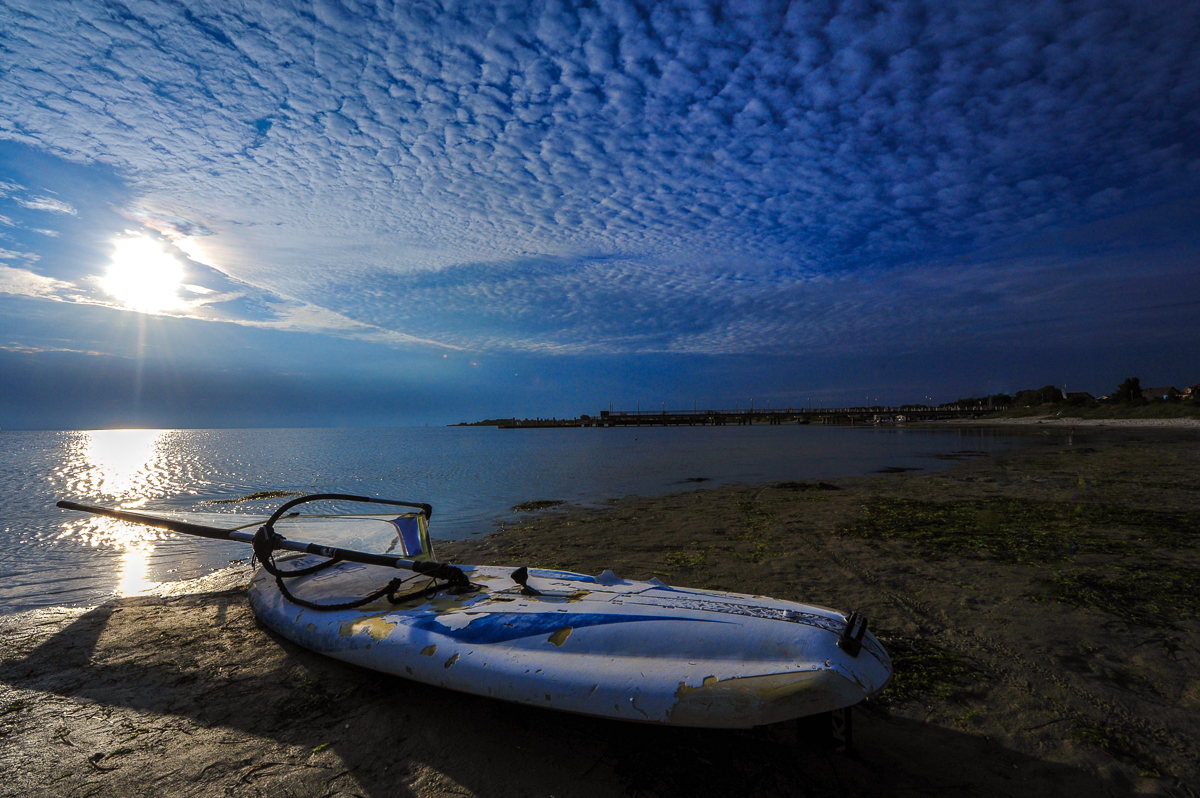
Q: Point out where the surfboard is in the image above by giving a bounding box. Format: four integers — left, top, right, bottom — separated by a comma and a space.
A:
57, 501, 892, 728
248, 542, 892, 728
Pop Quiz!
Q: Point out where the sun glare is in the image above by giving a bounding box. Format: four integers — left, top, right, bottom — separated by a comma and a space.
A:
102, 236, 185, 313
57, 429, 171, 598
81, 428, 165, 498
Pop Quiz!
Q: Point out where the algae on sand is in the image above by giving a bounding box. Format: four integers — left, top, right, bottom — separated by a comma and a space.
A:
870, 633, 985, 709
839, 496, 1200, 628
1072, 721, 1164, 779
835, 497, 1194, 562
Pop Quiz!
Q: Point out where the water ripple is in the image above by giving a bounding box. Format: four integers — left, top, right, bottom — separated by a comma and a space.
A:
1, 425, 1089, 613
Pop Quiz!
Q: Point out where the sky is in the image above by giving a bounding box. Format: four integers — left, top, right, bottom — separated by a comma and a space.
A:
1, 0, 1199, 429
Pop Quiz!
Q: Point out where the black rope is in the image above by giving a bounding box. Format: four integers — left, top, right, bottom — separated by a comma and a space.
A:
272, 571, 411, 612
253, 524, 472, 611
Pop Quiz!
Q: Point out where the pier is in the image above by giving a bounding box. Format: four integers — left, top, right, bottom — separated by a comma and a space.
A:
496, 406, 1006, 428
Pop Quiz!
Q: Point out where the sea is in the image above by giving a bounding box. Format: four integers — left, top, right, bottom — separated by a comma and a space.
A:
0, 424, 1088, 614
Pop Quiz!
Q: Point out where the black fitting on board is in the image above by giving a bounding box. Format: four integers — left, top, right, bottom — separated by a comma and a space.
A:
412, 560, 474, 593
510, 566, 542, 596
837, 611, 868, 657
252, 525, 283, 576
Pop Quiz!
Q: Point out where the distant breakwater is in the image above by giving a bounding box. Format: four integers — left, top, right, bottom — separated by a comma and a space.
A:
455, 405, 1005, 429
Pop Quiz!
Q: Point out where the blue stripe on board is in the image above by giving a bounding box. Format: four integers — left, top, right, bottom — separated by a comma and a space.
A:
527, 569, 597, 583
402, 611, 727, 644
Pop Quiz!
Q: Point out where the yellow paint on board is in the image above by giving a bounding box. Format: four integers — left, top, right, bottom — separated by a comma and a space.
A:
338, 615, 397, 641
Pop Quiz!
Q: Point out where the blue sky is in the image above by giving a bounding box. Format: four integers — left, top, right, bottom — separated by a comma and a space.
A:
2, 0, 1199, 428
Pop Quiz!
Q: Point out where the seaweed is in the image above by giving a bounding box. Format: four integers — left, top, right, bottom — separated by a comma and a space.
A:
511, 500, 564, 512
1104, 479, 1200, 492
656, 501, 785, 572
205, 490, 303, 504
771, 481, 840, 491
871, 634, 984, 707
1, 701, 27, 716
840, 497, 1200, 628
838, 498, 1197, 564
735, 500, 774, 533
929, 451, 990, 461
1050, 566, 1200, 628
665, 548, 707, 569
1072, 721, 1163, 778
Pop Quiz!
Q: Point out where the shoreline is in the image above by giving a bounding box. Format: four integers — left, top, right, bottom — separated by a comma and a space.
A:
935, 415, 1200, 428
3, 432, 1198, 796
0, 422, 1102, 617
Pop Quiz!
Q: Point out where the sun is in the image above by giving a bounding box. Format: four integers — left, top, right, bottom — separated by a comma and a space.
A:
101, 236, 185, 313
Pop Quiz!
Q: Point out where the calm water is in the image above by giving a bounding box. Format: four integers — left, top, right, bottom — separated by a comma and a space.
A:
0, 425, 1083, 613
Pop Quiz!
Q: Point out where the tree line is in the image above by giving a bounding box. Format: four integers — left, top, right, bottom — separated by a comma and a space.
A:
944, 377, 1178, 409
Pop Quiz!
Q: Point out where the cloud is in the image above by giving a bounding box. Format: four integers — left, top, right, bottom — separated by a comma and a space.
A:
0, 246, 38, 263
337, 197, 1200, 357
123, 208, 213, 240
0, 264, 73, 299
14, 196, 77, 215
1, 0, 1198, 358
239, 299, 463, 350
0, 342, 120, 357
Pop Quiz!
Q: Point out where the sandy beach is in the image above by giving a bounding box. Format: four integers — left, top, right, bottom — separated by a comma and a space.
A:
2, 427, 1198, 797
939, 415, 1200, 429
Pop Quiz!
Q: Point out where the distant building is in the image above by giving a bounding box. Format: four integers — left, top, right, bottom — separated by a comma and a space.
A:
1066, 392, 1094, 402
1141, 386, 1180, 400
1183, 384, 1199, 397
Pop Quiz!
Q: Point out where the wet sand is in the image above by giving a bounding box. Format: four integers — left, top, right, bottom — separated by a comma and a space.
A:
2, 428, 1198, 797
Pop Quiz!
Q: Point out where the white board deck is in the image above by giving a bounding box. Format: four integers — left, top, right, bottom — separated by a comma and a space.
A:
249, 556, 892, 728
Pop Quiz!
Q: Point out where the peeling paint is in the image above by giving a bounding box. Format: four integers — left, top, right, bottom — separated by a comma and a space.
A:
338, 615, 397, 641
669, 670, 854, 726
420, 644, 437, 656
547, 627, 573, 647
430, 613, 475, 631
444, 653, 459, 669
674, 675, 720, 699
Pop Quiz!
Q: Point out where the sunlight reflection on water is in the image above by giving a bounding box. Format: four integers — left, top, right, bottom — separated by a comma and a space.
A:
116, 545, 154, 597
58, 429, 171, 596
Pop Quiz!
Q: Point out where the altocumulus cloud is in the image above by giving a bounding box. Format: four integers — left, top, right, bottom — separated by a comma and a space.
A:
1, 0, 1199, 355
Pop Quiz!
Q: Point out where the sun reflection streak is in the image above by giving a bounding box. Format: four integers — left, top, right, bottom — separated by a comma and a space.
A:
116, 544, 154, 597
59, 429, 172, 596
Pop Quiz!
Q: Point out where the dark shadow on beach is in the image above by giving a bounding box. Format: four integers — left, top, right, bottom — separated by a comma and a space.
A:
0, 587, 1131, 798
